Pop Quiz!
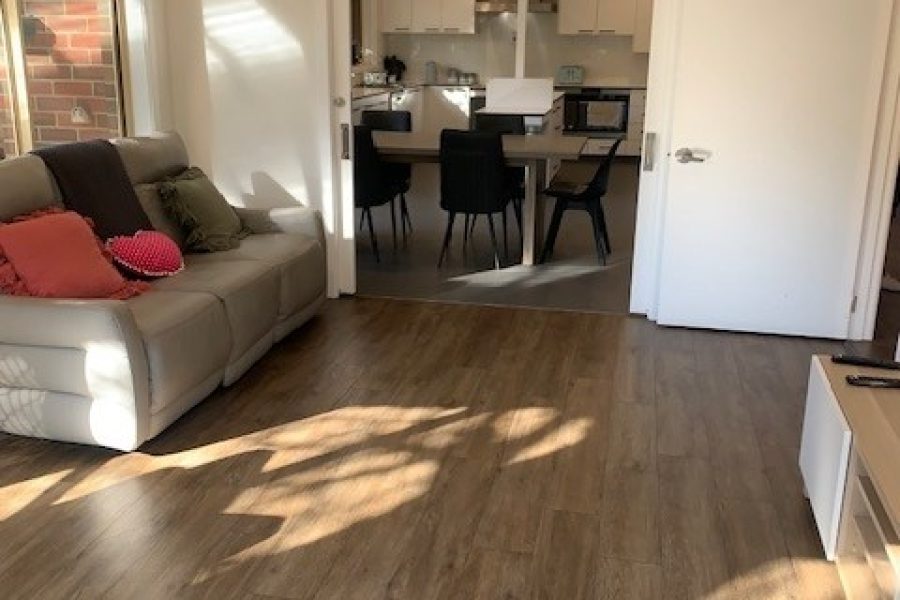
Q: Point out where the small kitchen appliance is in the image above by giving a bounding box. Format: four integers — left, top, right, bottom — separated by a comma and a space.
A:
557, 65, 585, 86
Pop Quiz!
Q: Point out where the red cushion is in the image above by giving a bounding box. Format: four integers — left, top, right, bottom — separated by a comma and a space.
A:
106, 231, 184, 278
0, 210, 149, 299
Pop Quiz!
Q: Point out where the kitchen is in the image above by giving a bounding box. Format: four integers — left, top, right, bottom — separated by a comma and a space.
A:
351, 0, 653, 313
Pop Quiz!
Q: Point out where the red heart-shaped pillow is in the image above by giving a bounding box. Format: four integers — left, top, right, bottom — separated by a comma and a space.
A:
106, 231, 184, 279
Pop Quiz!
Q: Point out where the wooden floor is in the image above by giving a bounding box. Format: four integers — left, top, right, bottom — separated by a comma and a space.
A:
0, 298, 850, 599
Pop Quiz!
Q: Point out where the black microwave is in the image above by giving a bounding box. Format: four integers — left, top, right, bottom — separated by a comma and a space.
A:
564, 91, 630, 136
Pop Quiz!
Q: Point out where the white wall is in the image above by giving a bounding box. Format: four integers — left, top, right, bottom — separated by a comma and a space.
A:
127, 0, 342, 296
382, 13, 648, 85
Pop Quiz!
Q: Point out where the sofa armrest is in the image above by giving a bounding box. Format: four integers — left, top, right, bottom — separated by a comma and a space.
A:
0, 296, 150, 450
235, 206, 326, 248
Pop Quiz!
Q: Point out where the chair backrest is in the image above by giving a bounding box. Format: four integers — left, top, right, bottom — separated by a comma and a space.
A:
439, 129, 508, 215
473, 113, 526, 135
585, 137, 623, 199
361, 110, 412, 133
361, 110, 412, 182
353, 125, 390, 208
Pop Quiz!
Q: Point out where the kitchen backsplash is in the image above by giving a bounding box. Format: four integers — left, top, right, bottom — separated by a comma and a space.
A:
382, 13, 649, 85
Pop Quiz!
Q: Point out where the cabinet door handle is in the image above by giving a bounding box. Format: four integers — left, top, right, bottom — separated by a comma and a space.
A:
394, 27, 410, 31
444, 27, 459, 31
425, 27, 440, 31
577, 29, 594, 33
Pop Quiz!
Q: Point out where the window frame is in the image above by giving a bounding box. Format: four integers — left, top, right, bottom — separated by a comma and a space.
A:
0, 0, 128, 155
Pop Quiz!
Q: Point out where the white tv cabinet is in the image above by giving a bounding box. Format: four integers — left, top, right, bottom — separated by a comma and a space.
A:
800, 356, 900, 599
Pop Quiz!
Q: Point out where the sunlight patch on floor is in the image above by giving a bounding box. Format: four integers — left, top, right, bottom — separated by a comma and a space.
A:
0, 469, 72, 520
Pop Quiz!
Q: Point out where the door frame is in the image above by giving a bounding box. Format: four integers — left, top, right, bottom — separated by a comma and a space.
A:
330, 0, 357, 296
630, 0, 900, 340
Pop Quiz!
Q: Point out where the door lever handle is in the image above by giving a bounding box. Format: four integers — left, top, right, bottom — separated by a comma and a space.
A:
675, 148, 706, 164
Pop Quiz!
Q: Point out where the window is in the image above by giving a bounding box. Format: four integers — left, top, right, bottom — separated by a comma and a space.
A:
0, 5, 16, 157
0, 0, 124, 157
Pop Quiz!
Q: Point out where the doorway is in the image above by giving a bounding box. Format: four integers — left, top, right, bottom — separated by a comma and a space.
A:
346, 4, 648, 314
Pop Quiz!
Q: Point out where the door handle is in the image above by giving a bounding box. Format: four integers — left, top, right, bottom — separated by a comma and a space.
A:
675, 148, 706, 164
341, 124, 350, 160
643, 132, 657, 172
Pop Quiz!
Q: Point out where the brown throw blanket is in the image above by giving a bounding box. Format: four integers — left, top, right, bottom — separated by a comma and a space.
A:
34, 140, 153, 240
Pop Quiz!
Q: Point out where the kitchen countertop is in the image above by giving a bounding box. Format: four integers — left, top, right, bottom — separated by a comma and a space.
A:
476, 91, 565, 116
352, 81, 488, 102
555, 77, 647, 90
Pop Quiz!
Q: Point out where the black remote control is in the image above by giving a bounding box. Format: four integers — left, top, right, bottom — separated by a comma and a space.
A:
846, 375, 900, 389
832, 354, 900, 371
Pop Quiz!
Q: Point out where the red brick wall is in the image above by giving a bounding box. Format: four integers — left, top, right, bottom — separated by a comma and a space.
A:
0, 0, 122, 156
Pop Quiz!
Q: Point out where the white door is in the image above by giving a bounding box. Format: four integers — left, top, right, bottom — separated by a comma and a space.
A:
653, 0, 894, 338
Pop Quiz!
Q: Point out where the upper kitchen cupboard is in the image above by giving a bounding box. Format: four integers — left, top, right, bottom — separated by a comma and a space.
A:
381, 0, 413, 32
383, 0, 476, 34
559, 0, 637, 35
632, 0, 653, 52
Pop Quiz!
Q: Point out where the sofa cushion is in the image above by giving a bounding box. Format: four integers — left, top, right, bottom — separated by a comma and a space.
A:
0, 155, 62, 221
0, 210, 149, 300
112, 132, 190, 185
151, 258, 280, 364
159, 168, 250, 252
135, 183, 187, 249
128, 291, 231, 413
188, 233, 326, 320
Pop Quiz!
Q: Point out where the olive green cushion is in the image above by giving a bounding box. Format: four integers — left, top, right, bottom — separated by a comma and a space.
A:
158, 167, 249, 252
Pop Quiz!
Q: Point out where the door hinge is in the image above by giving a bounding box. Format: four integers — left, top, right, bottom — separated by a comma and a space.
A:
851, 295, 859, 314
341, 124, 350, 160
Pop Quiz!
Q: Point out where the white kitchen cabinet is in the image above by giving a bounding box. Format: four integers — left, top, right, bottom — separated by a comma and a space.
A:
559, 0, 600, 35
412, 0, 443, 33
559, 0, 636, 35
381, 0, 412, 33
441, 0, 476, 34
422, 86, 471, 136
390, 87, 425, 133
632, 0, 653, 52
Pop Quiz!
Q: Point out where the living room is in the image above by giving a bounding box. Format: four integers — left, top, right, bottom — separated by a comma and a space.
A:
1, 1, 900, 599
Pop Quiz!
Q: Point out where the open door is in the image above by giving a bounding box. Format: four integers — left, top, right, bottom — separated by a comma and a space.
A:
636, 0, 897, 338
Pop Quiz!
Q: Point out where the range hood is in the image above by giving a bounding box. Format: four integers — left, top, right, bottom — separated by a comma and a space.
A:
475, 1, 558, 14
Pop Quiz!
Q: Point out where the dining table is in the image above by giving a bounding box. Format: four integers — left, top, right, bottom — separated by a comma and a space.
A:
373, 130, 588, 266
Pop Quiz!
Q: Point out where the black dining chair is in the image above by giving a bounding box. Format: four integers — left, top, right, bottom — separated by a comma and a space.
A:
472, 114, 525, 248
361, 110, 413, 240
540, 138, 623, 265
438, 129, 521, 269
354, 125, 405, 263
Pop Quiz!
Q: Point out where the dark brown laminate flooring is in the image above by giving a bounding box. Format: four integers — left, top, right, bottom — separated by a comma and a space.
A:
0, 298, 850, 599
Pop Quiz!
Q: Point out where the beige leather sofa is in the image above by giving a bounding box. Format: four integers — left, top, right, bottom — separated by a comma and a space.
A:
0, 133, 326, 451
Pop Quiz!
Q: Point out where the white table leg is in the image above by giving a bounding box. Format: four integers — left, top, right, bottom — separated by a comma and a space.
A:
521, 158, 545, 266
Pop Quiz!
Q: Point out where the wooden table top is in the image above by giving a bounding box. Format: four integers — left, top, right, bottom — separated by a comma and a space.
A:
373, 131, 588, 161
818, 355, 900, 554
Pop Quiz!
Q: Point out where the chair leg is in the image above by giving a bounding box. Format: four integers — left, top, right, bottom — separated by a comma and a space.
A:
438, 212, 456, 268
588, 205, 607, 265
390, 198, 398, 252
366, 207, 380, 263
464, 214, 471, 247
502, 206, 509, 262
359, 208, 367, 232
469, 214, 478, 239
540, 199, 567, 264
401, 193, 412, 236
487, 214, 501, 270
597, 201, 611, 253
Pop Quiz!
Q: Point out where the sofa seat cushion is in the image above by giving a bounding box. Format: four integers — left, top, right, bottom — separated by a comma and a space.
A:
187, 233, 325, 320
151, 258, 280, 364
128, 291, 231, 413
